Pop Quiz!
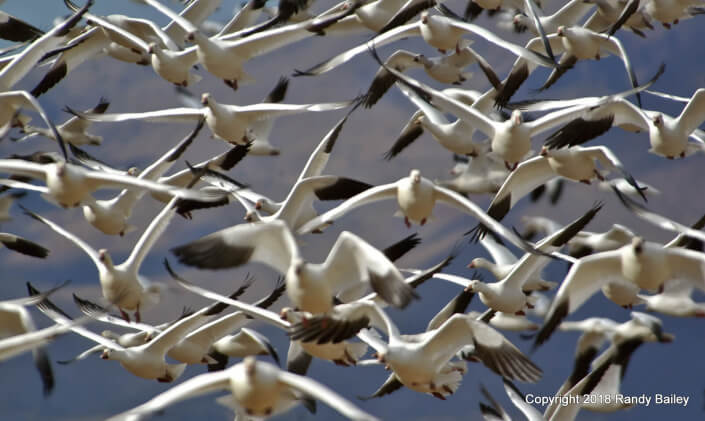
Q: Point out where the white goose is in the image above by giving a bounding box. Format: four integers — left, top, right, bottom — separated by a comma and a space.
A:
234, 113, 354, 217
434, 150, 509, 195
0, 286, 71, 395
464, 205, 600, 314
106, 356, 380, 421
468, 233, 557, 292
0, 158, 214, 209
534, 237, 705, 346
296, 168, 556, 258
298, 10, 555, 78
163, 271, 374, 372
288, 300, 542, 399
586, 91, 705, 158
142, 0, 323, 90
33, 290, 218, 383
24, 198, 181, 323
637, 279, 705, 317
70, 92, 352, 145
354, 40, 485, 108
382, 60, 605, 169
15, 98, 109, 147
473, 145, 641, 232
0, 1, 90, 92
171, 220, 418, 313
387, 85, 499, 159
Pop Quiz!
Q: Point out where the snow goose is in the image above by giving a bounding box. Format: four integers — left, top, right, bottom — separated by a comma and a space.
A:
614, 186, 705, 244
296, 10, 555, 78
493, 27, 639, 108
434, 150, 510, 195
583, 0, 654, 37
14, 97, 109, 147
234, 113, 354, 216
0, 283, 71, 395
29, 16, 164, 97
532, 26, 639, 96
0, 0, 91, 92
32, 0, 215, 95
534, 238, 705, 346
53, 304, 205, 366
69, 92, 353, 145
171, 220, 419, 313
512, 0, 596, 35
0, 155, 220, 209
465, 204, 600, 314
32, 286, 220, 383
235, 0, 316, 37
381, 57, 607, 169
23, 198, 182, 323
359, 43, 482, 109
468, 233, 557, 292
636, 279, 705, 317
164, 279, 285, 367
296, 169, 539, 257
289, 300, 542, 399
79, 119, 203, 235
643, 0, 705, 27
541, 98, 705, 158
147, 143, 248, 206
586, 311, 674, 370
157, 0, 222, 48
142, 0, 323, 90
176, 77, 290, 155
231, 175, 372, 231
304, 0, 412, 36
281, 309, 370, 370
106, 356, 379, 421
164, 261, 379, 372
385, 85, 499, 160
469, 145, 642, 239
0, 90, 70, 158
596, 95, 705, 158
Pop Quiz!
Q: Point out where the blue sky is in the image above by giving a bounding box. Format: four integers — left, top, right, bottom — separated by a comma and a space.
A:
1, 0, 704, 420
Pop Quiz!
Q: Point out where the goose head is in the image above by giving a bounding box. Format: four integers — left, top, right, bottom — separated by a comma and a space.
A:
651, 113, 663, 127
201, 93, 211, 107
410, 169, 422, 184
631, 237, 645, 254
510, 110, 523, 126
291, 258, 305, 276
98, 249, 113, 267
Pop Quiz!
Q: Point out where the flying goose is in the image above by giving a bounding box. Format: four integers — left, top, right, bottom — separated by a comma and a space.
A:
14, 98, 109, 147
296, 10, 555, 78
23, 198, 182, 323
68, 92, 353, 145
295, 169, 547, 258
31, 284, 226, 383
469, 145, 642, 239
0, 0, 91, 92
106, 356, 380, 421
464, 205, 600, 314
534, 237, 705, 347
171, 220, 419, 313
289, 300, 542, 399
